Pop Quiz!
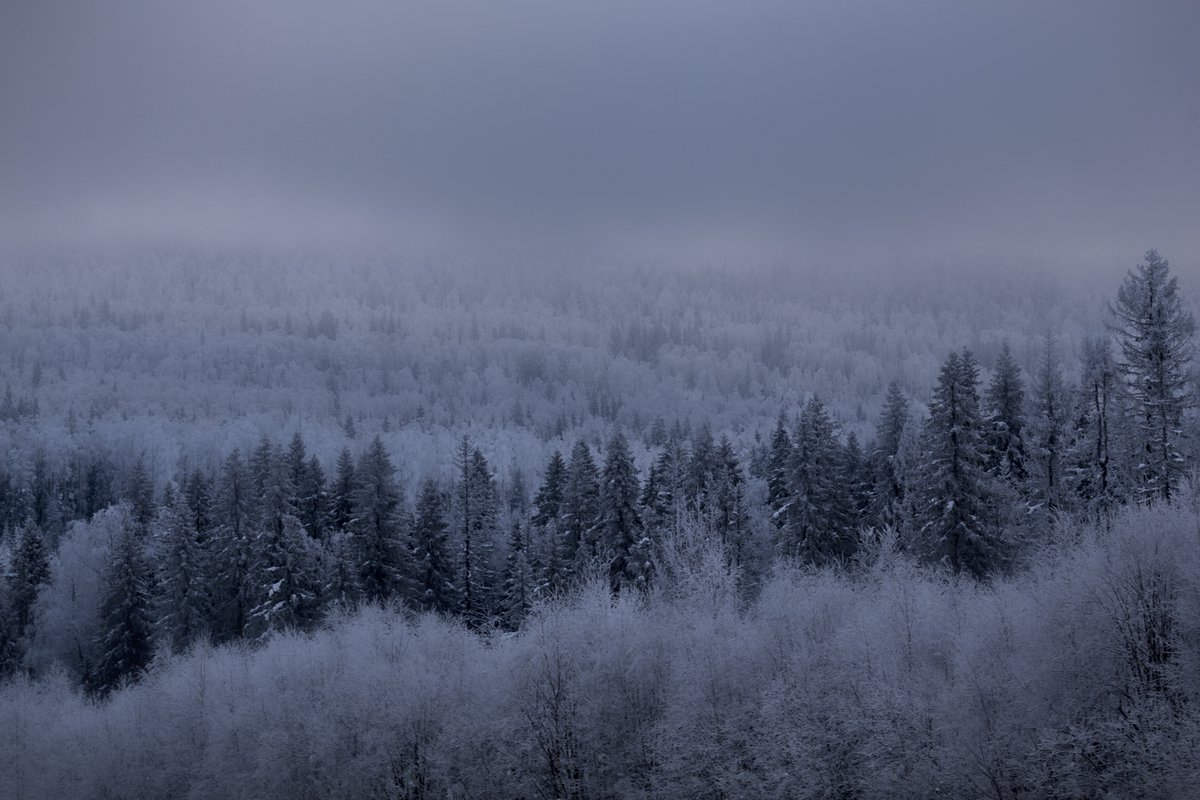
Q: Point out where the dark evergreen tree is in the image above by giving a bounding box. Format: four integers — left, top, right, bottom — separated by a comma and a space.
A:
500, 520, 534, 628
1028, 335, 1070, 515
1067, 337, 1123, 513
126, 455, 156, 531
352, 437, 407, 604
1110, 249, 1195, 501
3, 523, 50, 671
532, 451, 567, 527
90, 517, 153, 696
711, 436, 750, 568
213, 449, 256, 641
985, 342, 1028, 482
330, 447, 357, 535
766, 412, 793, 531
298, 454, 329, 540
410, 478, 458, 614
600, 431, 645, 594
914, 350, 1002, 577
561, 440, 601, 579
153, 497, 212, 652
781, 397, 852, 565
870, 382, 910, 528
246, 513, 322, 641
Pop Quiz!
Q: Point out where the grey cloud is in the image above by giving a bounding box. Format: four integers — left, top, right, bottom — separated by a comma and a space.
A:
1, 0, 1198, 263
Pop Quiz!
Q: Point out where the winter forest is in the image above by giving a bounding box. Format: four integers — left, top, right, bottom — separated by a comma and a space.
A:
3, 248, 1200, 798
5, 1, 1200, 798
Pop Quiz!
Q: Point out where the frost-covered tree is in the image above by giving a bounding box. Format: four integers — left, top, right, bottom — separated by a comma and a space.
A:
2, 523, 50, 672
213, 449, 256, 641
531, 451, 567, 528
561, 440, 601, 579
1028, 335, 1070, 515
89, 517, 153, 695
913, 350, 1002, 577
410, 478, 458, 614
985, 342, 1027, 483
246, 514, 321, 641
126, 455, 156, 531
152, 497, 212, 652
710, 435, 750, 568
1067, 337, 1123, 513
600, 431, 644, 593
766, 412, 793, 531
780, 397, 852, 565
500, 520, 534, 628
352, 436, 407, 604
1110, 249, 1195, 501
330, 447, 356, 535
298, 454, 329, 540
870, 382, 910, 528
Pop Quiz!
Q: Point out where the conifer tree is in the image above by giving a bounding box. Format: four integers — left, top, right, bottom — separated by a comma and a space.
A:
600, 431, 644, 593
1110, 249, 1196, 501
126, 455, 156, 531
781, 397, 852, 565
153, 497, 212, 652
560, 440, 601, 579
1067, 337, 1123, 513
766, 412, 793, 531
1028, 335, 1070, 515
352, 436, 407, 604
3, 523, 50, 671
410, 478, 458, 614
985, 342, 1028, 482
711, 436, 750, 567
298, 454, 329, 540
213, 449, 256, 641
500, 520, 534, 628
914, 350, 1001, 577
246, 513, 322, 641
870, 382, 910, 528
90, 517, 153, 695
330, 447, 357, 535
532, 451, 567, 528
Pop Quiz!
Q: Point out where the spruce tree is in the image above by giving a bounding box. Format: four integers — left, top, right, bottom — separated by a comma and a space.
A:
561, 440, 601, 579
1067, 337, 1123, 513
1028, 335, 1070, 515
985, 342, 1028, 482
500, 520, 534, 628
352, 437, 407, 604
3, 523, 50, 671
153, 497, 212, 652
781, 397, 852, 565
914, 350, 1001, 577
1110, 249, 1196, 501
766, 412, 793, 531
532, 451, 566, 528
600, 431, 645, 593
870, 382, 910, 528
90, 517, 153, 695
213, 449, 256, 641
711, 435, 750, 568
246, 513, 322, 641
330, 447, 357, 535
410, 478, 458, 614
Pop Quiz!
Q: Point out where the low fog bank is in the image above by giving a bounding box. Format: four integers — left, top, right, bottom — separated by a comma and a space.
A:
4, 501, 1200, 799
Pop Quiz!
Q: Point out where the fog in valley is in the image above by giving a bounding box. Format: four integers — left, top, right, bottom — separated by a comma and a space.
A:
3, 2, 1200, 798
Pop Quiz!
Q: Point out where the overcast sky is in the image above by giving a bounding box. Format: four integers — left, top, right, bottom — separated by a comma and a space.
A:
2, 0, 1198, 266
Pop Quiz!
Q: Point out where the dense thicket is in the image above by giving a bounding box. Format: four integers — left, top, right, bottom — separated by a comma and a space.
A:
3, 503, 1199, 799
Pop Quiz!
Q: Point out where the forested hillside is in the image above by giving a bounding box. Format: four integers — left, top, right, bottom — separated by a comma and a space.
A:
0, 248, 1198, 798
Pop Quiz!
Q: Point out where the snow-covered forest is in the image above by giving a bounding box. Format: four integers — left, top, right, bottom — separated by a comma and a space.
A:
5, 0, 1200, 795
2, 246, 1200, 797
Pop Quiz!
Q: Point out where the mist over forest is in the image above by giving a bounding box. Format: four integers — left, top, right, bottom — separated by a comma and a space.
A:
4, 0, 1200, 797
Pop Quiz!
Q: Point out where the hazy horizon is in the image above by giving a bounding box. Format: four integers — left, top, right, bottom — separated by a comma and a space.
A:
2, 0, 1198, 267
